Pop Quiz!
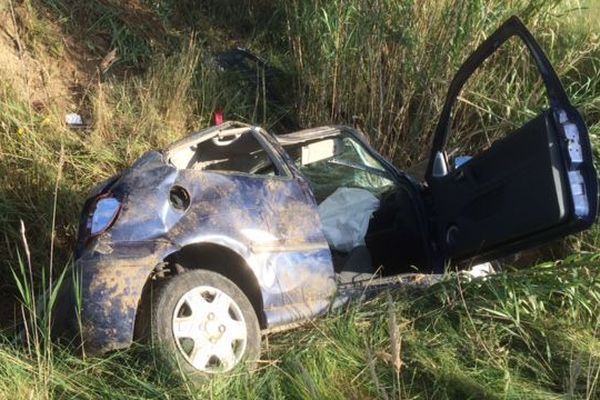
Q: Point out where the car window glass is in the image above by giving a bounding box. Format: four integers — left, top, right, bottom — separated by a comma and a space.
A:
189, 131, 280, 176
292, 135, 395, 203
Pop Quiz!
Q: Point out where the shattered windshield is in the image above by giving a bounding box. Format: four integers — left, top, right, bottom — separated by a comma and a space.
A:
293, 134, 395, 203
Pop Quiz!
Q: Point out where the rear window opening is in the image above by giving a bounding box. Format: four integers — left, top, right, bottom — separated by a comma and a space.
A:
167, 126, 281, 177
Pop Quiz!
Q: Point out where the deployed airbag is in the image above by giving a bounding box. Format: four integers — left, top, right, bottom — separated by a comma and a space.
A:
318, 188, 380, 252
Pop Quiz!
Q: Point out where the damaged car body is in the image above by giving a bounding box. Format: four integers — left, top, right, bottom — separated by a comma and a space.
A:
54, 17, 597, 375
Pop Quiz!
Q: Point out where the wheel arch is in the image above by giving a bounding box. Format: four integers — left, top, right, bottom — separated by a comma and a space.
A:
160, 242, 266, 328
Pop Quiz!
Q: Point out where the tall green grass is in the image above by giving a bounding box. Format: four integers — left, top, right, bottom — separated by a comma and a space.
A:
276, 0, 600, 165
2, 256, 600, 399
0, 0, 599, 398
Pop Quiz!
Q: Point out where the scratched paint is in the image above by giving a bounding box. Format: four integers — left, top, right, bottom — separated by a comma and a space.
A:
55, 122, 343, 354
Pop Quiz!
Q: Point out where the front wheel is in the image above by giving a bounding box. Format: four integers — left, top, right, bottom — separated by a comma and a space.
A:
149, 269, 261, 375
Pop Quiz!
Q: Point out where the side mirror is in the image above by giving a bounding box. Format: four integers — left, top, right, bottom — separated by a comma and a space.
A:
431, 151, 449, 177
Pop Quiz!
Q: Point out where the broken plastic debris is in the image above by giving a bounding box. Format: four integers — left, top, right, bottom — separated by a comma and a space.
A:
65, 113, 84, 126
65, 113, 88, 129
464, 262, 495, 279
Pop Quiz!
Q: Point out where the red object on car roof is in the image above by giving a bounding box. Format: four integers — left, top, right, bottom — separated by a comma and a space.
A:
214, 109, 224, 125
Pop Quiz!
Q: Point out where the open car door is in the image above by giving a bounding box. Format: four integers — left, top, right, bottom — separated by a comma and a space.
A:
425, 16, 597, 269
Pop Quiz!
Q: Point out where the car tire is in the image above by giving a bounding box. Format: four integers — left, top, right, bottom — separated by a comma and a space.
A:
148, 269, 261, 377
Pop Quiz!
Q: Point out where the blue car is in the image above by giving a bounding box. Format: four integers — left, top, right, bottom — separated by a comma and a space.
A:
54, 17, 597, 376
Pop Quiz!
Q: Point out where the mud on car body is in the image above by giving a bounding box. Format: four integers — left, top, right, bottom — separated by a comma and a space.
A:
54, 17, 597, 375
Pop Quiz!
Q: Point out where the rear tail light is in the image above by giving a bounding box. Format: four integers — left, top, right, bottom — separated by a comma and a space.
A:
88, 196, 121, 236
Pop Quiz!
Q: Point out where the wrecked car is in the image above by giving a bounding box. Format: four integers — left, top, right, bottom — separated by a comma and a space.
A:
54, 17, 597, 376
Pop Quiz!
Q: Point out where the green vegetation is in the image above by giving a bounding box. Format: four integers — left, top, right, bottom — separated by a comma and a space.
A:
0, 0, 599, 398
3, 256, 600, 398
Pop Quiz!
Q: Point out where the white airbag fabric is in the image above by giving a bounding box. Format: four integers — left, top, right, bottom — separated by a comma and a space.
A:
317, 188, 380, 252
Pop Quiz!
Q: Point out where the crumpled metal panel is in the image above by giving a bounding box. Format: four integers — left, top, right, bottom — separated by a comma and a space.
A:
61, 131, 337, 353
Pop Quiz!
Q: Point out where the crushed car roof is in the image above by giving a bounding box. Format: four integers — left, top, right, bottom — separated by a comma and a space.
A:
165, 122, 368, 152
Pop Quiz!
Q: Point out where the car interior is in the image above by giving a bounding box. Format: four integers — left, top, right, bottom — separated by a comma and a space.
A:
167, 126, 433, 279
167, 127, 279, 176
280, 132, 432, 281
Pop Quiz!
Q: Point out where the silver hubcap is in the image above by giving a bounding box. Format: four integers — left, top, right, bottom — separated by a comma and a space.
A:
172, 286, 248, 373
